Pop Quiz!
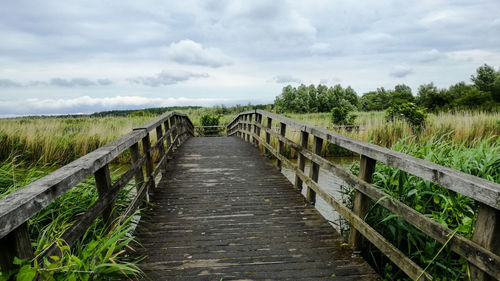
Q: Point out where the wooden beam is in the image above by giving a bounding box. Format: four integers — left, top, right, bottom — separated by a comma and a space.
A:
307, 136, 323, 205
294, 131, 309, 193
349, 155, 376, 252
277, 122, 286, 171
0, 222, 33, 271
94, 164, 115, 227
471, 204, 500, 280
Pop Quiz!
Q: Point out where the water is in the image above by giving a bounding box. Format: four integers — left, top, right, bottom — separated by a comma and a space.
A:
280, 156, 357, 237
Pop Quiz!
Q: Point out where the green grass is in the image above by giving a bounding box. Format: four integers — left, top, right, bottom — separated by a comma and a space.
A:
0, 157, 144, 280
349, 135, 500, 280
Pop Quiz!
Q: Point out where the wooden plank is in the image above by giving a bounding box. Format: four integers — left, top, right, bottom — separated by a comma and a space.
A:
0, 129, 146, 240
94, 164, 115, 227
471, 204, 500, 280
130, 142, 145, 192
349, 156, 376, 252
255, 110, 500, 210
258, 126, 500, 277
0, 222, 33, 271
306, 136, 322, 205
277, 122, 286, 171
265, 117, 271, 155
294, 131, 309, 193
255, 134, 432, 281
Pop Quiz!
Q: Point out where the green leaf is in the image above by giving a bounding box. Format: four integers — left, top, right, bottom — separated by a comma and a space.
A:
12, 257, 25, 265
16, 265, 36, 281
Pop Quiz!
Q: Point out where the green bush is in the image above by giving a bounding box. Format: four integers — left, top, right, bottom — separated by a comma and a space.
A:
330, 99, 357, 125
386, 102, 427, 131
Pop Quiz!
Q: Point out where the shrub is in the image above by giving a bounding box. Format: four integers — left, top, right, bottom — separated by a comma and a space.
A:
330, 99, 357, 125
386, 102, 427, 131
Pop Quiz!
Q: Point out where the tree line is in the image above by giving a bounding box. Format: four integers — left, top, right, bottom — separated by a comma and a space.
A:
273, 64, 500, 114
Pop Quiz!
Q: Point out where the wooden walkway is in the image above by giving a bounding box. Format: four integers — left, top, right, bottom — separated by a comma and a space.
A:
131, 137, 379, 280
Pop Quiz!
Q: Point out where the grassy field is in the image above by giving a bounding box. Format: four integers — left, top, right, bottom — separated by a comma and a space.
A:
0, 109, 498, 280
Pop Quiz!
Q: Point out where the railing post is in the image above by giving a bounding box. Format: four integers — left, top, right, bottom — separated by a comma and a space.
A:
170, 116, 177, 149
155, 124, 166, 173
265, 117, 271, 155
164, 119, 172, 152
249, 114, 255, 145
130, 142, 145, 191
142, 133, 154, 201
246, 115, 251, 143
294, 131, 309, 193
306, 136, 323, 205
349, 155, 376, 252
277, 122, 286, 171
242, 115, 247, 141
94, 164, 115, 227
255, 113, 262, 148
470, 204, 500, 280
0, 222, 33, 272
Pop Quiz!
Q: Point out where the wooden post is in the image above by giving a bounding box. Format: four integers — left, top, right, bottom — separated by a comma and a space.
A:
294, 131, 309, 193
255, 114, 261, 148
175, 116, 182, 146
265, 117, 271, 155
349, 155, 376, 252
164, 119, 171, 151
155, 124, 166, 172
306, 136, 323, 205
249, 114, 254, 144
470, 204, 500, 281
243, 115, 247, 141
277, 122, 286, 171
142, 133, 154, 201
130, 142, 145, 192
94, 164, 115, 226
0, 222, 33, 271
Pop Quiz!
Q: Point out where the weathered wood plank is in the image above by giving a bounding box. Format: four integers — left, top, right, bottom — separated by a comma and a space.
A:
294, 131, 309, 193
255, 110, 500, 210
471, 204, 500, 280
349, 156, 376, 252
306, 135, 322, 205
0, 222, 33, 271
94, 164, 115, 227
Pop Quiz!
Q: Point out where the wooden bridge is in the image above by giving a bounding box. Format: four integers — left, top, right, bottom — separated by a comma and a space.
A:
0, 110, 499, 280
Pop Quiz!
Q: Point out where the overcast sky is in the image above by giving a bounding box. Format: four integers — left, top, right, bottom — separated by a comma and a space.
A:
1, 0, 499, 115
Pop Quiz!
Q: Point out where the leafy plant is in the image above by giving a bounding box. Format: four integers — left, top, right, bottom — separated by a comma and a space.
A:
385, 102, 427, 131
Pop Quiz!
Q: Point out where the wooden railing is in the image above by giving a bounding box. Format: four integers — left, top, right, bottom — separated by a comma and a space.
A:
194, 125, 226, 137
0, 112, 194, 271
227, 110, 500, 281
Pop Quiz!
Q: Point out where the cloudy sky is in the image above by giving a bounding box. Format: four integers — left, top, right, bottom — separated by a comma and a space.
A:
1, 0, 499, 115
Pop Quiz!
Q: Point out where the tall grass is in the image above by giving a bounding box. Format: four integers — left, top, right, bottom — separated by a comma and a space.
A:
350, 135, 500, 280
0, 157, 143, 280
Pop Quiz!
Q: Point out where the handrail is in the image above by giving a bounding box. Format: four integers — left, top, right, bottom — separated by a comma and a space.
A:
0, 111, 194, 271
226, 110, 500, 281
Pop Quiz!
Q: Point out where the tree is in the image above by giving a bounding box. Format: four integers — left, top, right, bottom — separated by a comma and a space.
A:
416, 83, 453, 111
456, 88, 493, 108
386, 102, 427, 131
471, 64, 497, 93
331, 99, 357, 125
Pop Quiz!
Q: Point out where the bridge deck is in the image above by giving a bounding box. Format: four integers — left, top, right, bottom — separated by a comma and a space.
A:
131, 137, 379, 280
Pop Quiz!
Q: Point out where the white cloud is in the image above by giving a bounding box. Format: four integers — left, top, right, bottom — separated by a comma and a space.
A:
129, 70, 209, 87
166, 40, 232, 68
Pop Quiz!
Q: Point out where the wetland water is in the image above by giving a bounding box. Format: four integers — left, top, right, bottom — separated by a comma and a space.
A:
279, 156, 358, 237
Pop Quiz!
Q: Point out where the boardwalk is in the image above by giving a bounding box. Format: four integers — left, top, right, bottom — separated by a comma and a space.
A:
131, 137, 379, 280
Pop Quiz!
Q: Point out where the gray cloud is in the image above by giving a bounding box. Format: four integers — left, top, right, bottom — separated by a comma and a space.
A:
50, 78, 96, 87
97, 79, 113, 86
129, 70, 209, 87
274, 75, 301, 84
0, 79, 22, 87
390, 67, 414, 78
